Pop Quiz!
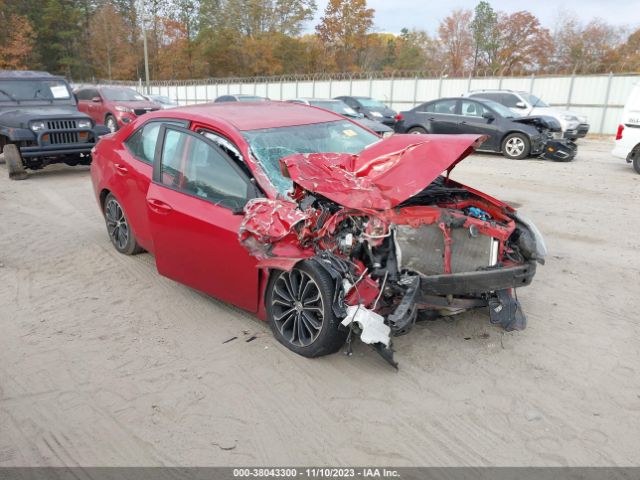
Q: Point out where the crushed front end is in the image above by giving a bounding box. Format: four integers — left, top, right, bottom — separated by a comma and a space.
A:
239, 134, 546, 367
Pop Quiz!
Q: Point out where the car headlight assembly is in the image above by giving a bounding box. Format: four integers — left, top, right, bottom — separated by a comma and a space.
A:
561, 115, 577, 122
515, 213, 548, 264
77, 119, 92, 129
115, 105, 134, 113
30, 121, 46, 132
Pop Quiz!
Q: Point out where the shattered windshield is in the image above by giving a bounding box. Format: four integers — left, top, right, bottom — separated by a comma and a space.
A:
0, 79, 72, 101
243, 120, 380, 195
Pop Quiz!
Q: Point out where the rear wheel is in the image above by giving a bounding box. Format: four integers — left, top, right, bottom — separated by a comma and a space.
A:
633, 149, 640, 174
103, 193, 143, 255
4, 144, 27, 180
502, 133, 530, 160
266, 261, 348, 358
408, 126, 427, 134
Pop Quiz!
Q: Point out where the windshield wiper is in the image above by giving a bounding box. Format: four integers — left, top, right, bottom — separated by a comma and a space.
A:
0, 89, 19, 103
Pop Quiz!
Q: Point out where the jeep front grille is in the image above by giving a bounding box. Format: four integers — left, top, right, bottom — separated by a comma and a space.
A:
47, 120, 77, 130
49, 132, 80, 144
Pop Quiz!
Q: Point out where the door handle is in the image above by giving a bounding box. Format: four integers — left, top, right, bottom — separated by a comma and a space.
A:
460, 121, 467, 125
114, 163, 128, 175
147, 198, 173, 214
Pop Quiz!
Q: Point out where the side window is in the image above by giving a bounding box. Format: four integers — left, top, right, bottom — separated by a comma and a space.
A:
461, 100, 486, 117
427, 99, 457, 114
125, 121, 186, 164
76, 89, 88, 100
501, 94, 521, 108
159, 129, 250, 209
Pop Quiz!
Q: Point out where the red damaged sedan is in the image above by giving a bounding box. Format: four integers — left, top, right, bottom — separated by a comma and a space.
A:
91, 102, 546, 367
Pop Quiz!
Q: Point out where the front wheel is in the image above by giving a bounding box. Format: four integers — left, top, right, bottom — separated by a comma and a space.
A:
105, 115, 118, 133
633, 152, 640, 175
408, 126, 427, 135
266, 261, 348, 358
502, 133, 530, 160
103, 193, 143, 255
4, 144, 27, 180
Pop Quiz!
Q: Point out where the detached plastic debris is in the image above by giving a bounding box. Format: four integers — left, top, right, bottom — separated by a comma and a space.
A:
488, 289, 527, 331
341, 305, 391, 347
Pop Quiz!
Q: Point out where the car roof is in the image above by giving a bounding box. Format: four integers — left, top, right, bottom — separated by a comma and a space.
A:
296, 98, 341, 103
469, 89, 526, 94
148, 101, 342, 131
0, 70, 60, 80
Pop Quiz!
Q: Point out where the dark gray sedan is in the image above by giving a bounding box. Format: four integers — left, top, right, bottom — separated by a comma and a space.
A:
394, 97, 560, 160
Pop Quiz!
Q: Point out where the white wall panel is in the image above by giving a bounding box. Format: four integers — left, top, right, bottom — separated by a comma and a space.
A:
106, 73, 640, 134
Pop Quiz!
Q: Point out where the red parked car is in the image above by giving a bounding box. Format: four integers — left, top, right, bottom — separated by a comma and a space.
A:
91, 102, 546, 367
76, 86, 161, 133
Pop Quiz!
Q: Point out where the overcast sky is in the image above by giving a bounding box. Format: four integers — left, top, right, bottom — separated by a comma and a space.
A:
308, 0, 639, 35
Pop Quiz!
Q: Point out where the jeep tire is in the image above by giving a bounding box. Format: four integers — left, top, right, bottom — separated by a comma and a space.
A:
4, 144, 27, 180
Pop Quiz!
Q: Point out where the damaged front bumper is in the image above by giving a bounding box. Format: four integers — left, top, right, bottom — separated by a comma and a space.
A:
417, 261, 536, 297
540, 139, 577, 162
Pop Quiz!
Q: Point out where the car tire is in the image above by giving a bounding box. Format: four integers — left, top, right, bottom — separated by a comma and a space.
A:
501, 133, 530, 160
105, 114, 118, 133
408, 126, 427, 135
103, 193, 143, 255
633, 150, 640, 175
266, 261, 348, 358
4, 144, 28, 180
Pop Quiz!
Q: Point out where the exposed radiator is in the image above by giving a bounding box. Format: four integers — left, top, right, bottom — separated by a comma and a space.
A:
396, 224, 497, 275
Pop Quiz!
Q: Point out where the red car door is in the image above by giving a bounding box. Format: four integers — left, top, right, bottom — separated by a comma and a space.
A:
145, 124, 260, 312
110, 119, 189, 251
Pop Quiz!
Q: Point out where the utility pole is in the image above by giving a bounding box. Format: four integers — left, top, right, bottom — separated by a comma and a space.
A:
139, 0, 150, 94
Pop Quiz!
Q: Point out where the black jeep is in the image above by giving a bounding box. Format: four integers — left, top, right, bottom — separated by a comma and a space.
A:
0, 70, 109, 180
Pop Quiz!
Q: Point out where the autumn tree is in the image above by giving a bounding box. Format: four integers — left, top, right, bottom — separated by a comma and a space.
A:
88, 3, 138, 80
495, 11, 552, 74
620, 28, 640, 71
438, 9, 473, 76
316, 0, 374, 71
553, 16, 622, 73
0, 7, 37, 70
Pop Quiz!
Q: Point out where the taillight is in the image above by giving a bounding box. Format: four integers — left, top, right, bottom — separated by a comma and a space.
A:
395, 113, 404, 122
616, 124, 624, 140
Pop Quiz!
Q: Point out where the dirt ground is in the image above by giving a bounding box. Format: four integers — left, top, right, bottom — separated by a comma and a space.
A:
0, 138, 639, 467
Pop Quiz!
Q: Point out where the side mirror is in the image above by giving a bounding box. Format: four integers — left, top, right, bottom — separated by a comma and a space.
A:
482, 111, 495, 121
515, 101, 527, 109
91, 96, 102, 103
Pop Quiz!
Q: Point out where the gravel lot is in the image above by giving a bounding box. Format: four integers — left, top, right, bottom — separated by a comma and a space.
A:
0, 138, 639, 467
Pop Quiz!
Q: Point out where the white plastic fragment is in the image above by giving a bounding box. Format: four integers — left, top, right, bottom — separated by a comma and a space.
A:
341, 305, 391, 347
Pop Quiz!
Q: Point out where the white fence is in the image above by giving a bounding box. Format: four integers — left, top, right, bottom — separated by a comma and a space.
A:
92, 73, 640, 135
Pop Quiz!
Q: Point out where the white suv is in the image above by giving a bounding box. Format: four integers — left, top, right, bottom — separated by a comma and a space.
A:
612, 81, 640, 174
465, 90, 589, 140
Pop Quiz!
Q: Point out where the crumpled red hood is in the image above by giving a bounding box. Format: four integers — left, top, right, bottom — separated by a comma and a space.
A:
281, 134, 486, 210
